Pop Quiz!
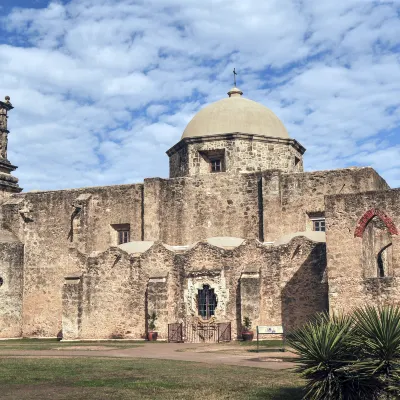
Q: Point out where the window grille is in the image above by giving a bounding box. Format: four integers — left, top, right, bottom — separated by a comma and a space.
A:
197, 285, 217, 320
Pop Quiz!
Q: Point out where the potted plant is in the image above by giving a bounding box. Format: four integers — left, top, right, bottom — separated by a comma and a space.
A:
242, 316, 254, 341
147, 311, 158, 341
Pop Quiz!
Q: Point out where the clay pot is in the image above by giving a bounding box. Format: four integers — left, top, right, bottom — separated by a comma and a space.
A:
147, 331, 158, 341
242, 331, 254, 341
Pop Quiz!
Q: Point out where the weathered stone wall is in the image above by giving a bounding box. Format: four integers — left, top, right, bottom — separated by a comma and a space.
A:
144, 173, 261, 245
326, 189, 400, 314
0, 161, 390, 338
62, 243, 180, 340
0, 239, 24, 338
145, 167, 389, 246
168, 135, 304, 178
262, 167, 389, 242
78, 248, 148, 339
61, 237, 326, 340
1, 184, 143, 337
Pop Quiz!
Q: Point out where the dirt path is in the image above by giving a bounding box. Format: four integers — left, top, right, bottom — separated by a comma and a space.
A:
0, 342, 297, 370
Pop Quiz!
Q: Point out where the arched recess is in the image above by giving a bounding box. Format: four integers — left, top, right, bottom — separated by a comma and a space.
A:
355, 208, 398, 238
362, 216, 393, 278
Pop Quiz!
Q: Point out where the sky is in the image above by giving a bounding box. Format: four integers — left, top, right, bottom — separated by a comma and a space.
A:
0, 0, 399, 191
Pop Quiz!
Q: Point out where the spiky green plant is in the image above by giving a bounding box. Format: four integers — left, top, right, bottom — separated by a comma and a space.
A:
288, 313, 377, 400
351, 305, 400, 398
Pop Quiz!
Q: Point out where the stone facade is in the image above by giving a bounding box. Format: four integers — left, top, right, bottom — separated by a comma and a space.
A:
0, 90, 398, 341
167, 134, 305, 178
326, 189, 400, 314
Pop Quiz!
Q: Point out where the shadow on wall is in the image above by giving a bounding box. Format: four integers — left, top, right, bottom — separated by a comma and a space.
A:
281, 244, 328, 333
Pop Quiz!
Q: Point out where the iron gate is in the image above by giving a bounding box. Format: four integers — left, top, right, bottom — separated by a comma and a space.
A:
168, 323, 183, 342
217, 322, 231, 342
168, 320, 231, 343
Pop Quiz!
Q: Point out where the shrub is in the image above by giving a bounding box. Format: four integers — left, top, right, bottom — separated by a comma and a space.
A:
148, 311, 157, 331
243, 316, 252, 331
288, 306, 400, 400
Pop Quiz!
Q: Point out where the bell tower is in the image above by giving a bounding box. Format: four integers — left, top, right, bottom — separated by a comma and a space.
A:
0, 96, 22, 201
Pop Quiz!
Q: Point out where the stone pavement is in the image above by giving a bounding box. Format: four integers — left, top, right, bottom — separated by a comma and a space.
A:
0, 342, 297, 370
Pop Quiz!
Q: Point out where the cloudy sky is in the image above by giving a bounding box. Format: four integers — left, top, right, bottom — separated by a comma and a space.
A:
0, 0, 399, 191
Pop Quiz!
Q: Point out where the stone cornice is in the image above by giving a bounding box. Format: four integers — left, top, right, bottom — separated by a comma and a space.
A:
0, 159, 18, 172
0, 100, 13, 111
166, 132, 306, 156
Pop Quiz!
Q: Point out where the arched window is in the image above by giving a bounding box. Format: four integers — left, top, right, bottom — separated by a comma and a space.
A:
197, 285, 217, 320
362, 216, 393, 278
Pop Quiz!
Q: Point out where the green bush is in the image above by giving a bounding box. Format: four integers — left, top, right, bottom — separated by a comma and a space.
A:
288, 305, 400, 400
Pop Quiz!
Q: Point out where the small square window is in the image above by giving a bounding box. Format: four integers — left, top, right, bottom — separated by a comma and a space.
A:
313, 219, 325, 232
211, 159, 222, 173
111, 223, 131, 245
118, 230, 130, 244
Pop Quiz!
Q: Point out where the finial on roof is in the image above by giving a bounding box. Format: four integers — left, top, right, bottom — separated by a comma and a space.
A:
5, 96, 10, 104
227, 87, 243, 97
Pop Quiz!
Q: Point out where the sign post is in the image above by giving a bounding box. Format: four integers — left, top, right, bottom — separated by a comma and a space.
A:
256, 325, 285, 352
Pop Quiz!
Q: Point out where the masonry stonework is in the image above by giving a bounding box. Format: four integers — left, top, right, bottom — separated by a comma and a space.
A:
1, 87, 399, 341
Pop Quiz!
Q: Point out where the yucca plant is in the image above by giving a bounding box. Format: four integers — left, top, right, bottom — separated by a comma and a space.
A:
288, 313, 377, 400
351, 305, 400, 399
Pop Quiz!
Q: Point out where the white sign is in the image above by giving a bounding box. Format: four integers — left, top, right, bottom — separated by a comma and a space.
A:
257, 325, 283, 334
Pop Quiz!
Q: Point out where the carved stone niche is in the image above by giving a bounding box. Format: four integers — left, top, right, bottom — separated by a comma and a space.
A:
69, 193, 92, 246
184, 269, 229, 320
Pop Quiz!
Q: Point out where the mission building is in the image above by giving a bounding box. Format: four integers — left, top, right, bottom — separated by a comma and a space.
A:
0, 86, 398, 341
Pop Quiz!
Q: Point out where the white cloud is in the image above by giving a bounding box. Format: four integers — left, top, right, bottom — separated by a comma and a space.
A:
0, 0, 399, 191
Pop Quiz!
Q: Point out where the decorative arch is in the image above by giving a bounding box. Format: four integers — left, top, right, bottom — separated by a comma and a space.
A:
354, 208, 399, 238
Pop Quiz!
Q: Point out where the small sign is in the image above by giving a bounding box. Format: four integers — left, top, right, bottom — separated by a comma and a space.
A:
257, 325, 283, 334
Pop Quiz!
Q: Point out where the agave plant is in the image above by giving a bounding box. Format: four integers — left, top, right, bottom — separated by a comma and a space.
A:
351, 305, 400, 399
288, 313, 377, 400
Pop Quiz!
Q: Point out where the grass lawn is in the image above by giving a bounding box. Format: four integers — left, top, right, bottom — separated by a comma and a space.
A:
0, 357, 303, 400
0, 338, 143, 351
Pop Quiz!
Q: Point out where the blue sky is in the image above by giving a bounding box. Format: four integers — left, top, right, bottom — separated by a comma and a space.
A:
0, 0, 399, 190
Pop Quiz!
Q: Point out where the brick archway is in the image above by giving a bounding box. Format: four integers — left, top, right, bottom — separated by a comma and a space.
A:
354, 208, 399, 238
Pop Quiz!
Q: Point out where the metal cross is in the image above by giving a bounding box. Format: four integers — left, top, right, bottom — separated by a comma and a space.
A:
233, 68, 237, 87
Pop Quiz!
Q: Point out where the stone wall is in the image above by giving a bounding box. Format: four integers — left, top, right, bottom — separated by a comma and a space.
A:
326, 188, 400, 314
144, 167, 389, 246
262, 167, 389, 242
144, 173, 261, 245
168, 134, 304, 178
2, 184, 143, 337
0, 161, 390, 338
61, 236, 327, 340
0, 237, 24, 338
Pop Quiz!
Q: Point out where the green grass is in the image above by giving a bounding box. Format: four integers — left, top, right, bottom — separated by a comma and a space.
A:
0, 357, 303, 399
0, 338, 143, 351
239, 339, 287, 353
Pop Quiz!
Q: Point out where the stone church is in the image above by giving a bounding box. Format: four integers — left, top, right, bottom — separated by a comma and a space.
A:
0, 86, 398, 341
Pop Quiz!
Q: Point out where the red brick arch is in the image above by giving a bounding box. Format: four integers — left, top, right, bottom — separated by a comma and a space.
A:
354, 208, 399, 238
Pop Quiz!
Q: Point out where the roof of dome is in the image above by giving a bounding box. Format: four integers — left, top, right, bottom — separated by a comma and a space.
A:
181, 87, 289, 140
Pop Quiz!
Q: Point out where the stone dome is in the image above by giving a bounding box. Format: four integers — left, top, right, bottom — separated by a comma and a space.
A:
181, 87, 289, 139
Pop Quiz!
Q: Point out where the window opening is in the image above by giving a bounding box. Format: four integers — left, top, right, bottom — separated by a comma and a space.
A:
377, 243, 392, 278
210, 159, 222, 173
111, 223, 131, 245
197, 285, 217, 320
362, 216, 393, 278
118, 230, 130, 244
312, 219, 325, 232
